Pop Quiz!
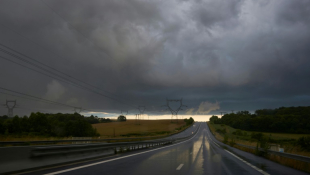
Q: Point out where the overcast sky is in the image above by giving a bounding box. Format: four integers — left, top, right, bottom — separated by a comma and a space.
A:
0, 0, 310, 117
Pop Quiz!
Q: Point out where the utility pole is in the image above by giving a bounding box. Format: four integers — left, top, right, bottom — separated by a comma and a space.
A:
162, 98, 187, 123
4, 100, 16, 118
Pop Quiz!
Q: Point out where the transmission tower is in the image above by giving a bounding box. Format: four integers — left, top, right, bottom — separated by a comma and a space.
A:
135, 114, 141, 125
162, 98, 187, 123
4, 100, 17, 118
138, 106, 145, 120
74, 107, 82, 114
121, 110, 128, 116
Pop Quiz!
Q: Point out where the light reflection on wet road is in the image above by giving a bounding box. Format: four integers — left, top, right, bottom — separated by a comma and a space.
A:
25, 122, 308, 175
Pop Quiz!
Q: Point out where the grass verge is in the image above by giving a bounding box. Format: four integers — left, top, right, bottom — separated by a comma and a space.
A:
207, 122, 310, 173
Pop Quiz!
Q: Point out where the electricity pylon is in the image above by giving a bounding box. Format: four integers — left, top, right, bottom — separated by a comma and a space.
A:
135, 114, 140, 125
4, 100, 17, 118
121, 110, 128, 116
74, 107, 82, 114
220, 112, 227, 116
121, 110, 128, 120
138, 106, 145, 120
162, 98, 187, 123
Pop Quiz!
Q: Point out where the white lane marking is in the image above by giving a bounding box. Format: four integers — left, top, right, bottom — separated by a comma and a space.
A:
176, 164, 184, 170
44, 125, 201, 175
225, 150, 270, 175
205, 125, 269, 175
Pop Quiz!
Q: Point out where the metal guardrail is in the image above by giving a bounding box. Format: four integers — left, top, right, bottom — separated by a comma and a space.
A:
30, 123, 200, 158
207, 124, 310, 163
235, 143, 310, 163
0, 124, 195, 146
0, 123, 200, 174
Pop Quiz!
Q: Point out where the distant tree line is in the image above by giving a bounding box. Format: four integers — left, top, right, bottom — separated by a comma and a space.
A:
209, 106, 310, 134
184, 117, 194, 125
117, 115, 126, 122
84, 115, 126, 124
0, 112, 99, 137
84, 115, 112, 124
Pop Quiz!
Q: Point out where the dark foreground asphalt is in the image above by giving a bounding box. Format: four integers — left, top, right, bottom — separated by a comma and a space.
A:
20, 122, 309, 175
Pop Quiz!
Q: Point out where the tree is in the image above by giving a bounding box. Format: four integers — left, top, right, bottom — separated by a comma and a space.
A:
117, 115, 127, 122
209, 115, 219, 124
298, 136, 310, 151
184, 117, 194, 125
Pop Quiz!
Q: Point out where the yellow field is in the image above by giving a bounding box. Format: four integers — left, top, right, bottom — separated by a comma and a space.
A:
92, 119, 186, 137
0, 119, 187, 142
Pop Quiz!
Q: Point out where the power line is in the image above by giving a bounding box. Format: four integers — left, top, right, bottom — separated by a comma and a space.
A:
15, 106, 50, 114
0, 86, 77, 109
0, 48, 136, 108
0, 54, 97, 95
0, 41, 124, 100
0, 90, 104, 114
0, 3, 140, 111
0, 91, 71, 108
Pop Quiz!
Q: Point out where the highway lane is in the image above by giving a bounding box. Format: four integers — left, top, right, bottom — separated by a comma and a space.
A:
22, 122, 308, 175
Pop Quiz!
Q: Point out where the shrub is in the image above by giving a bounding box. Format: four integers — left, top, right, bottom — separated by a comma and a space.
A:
297, 136, 310, 151
229, 138, 236, 147
216, 128, 227, 134
223, 134, 229, 144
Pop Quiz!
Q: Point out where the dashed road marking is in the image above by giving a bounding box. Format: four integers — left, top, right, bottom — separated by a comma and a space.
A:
176, 164, 184, 170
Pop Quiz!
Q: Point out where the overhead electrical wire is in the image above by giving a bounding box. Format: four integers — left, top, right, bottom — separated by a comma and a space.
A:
0, 87, 78, 108
0, 1, 146, 112
0, 46, 137, 109
0, 35, 123, 100
0, 91, 67, 108
0, 44, 120, 99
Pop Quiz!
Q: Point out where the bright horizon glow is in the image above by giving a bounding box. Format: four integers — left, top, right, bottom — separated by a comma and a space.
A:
125, 115, 213, 122
81, 112, 214, 121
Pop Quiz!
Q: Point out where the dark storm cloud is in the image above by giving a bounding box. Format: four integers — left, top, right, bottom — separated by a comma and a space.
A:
0, 0, 310, 117
191, 0, 244, 29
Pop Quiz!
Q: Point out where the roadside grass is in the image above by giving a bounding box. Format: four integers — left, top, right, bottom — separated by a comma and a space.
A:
208, 122, 310, 173
210, 123, 310, 149
208, 122, 310, 157
92, 119, 187, 138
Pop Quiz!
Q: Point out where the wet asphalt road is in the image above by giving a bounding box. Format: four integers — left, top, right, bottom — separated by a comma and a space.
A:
21, 122, 309, 175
